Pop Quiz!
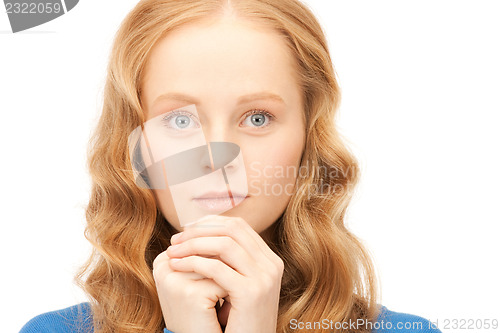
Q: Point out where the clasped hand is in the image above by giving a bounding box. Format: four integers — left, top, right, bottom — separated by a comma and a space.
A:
153, 215, 284, 333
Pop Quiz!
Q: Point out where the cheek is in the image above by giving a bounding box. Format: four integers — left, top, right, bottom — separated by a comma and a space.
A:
245, 133, 305, 191
152, 188, 182, 231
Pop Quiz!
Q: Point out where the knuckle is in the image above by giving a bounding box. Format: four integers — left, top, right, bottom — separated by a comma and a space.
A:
230, 217, 244, 230
247, 282, 265, 300
181, 228, 191, 240
275, 256, 285, 273
220, 236, 234, 252
235, 217, 247, 228
226, 218, 245, 238
182, 240, 193, 252
183, 283, 198, 298
215, 258, 226, 272
152, 251, 169, 270
260, 275, 274, 291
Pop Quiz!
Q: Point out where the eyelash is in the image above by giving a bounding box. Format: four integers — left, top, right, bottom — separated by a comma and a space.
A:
241, 109, 275, 128
161, 109, 275, 129
162, 110, 197, 129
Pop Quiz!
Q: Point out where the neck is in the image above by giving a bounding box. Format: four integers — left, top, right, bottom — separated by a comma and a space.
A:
259, 216, 281, 246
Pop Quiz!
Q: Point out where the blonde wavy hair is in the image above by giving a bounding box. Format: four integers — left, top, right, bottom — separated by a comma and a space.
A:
75, 0, 381, 332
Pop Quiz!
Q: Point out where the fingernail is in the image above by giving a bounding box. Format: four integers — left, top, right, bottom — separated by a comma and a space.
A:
170, 258, 181, 263
171, 232, 183, 244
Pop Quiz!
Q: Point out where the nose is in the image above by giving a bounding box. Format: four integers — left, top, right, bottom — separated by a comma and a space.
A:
163, 142, 241, 187
202, 120, 233, 144
198, 120, 239, 169
200, 141, 241, 173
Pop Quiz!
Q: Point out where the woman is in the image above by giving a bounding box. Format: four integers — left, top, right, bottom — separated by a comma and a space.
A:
20, 0, 441, 332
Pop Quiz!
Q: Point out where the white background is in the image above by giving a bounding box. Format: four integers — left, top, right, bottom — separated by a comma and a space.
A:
1, 1, 499, 332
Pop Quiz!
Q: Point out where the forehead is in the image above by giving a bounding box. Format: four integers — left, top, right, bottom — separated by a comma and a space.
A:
141, 17, 300, 113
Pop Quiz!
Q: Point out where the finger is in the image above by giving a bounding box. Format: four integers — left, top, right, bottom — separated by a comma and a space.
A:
153, 249, 172, 271
177, 216, 269, 261
187, 215, 276, 259
194, 278, 229, 308
153, 249, 206, 281
166, 236, 257, 276
225, 216, 285, 273
175, 215, 281, 271
153, 249, 176, 282
154, 261, 207, 282
169, 255, 243, 293
167, 270, 207, 281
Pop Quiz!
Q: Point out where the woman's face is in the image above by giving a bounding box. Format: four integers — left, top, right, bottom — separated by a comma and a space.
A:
140, 16, 305, 238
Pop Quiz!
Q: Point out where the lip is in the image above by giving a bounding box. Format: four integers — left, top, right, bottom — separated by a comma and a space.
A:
192, 191, 249, 212
193, 191, 247, 200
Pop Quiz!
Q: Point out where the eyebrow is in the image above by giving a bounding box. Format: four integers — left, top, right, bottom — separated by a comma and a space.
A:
153, 91, 286, 107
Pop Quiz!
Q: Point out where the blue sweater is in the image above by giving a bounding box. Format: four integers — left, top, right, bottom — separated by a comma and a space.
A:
19, 302, 442, 332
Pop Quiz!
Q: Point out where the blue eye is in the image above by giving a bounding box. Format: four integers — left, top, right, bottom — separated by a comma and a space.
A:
241, 109, 274, 128
162, 109, 274, 130
162, 111, 200, 130
175, 115, 190, 128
